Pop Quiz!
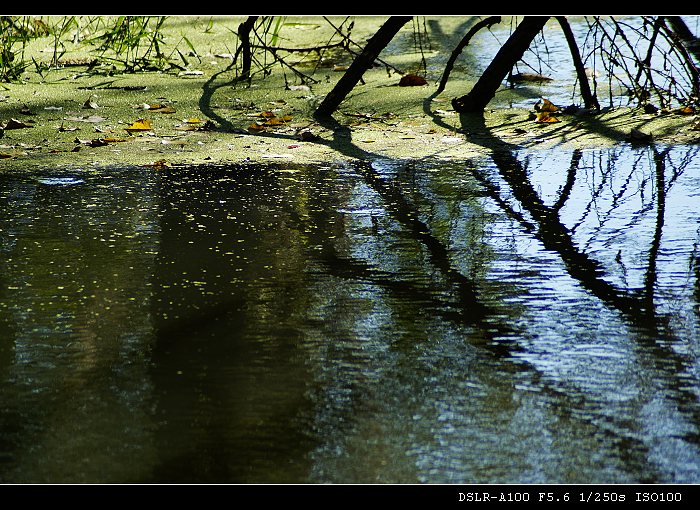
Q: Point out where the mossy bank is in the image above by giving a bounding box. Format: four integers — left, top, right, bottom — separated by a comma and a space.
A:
2, 16, 699, 172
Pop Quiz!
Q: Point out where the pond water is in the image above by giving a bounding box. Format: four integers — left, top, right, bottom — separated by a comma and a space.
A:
1, 142, 699, 483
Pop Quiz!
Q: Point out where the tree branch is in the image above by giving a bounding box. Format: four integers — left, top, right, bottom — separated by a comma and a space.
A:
314, 16, 412, 118
452, 16, 550, 113
437, 16, 501, 94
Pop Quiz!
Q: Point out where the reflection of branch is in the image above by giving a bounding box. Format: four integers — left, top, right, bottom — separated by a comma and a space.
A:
319, 250, 513, 342
250, 41, 346, 53
353, 160, 494, 325
694, 235, 700, 314
553, 148, 582, 212
489, 148, 639, 314
641, 147, 670, 311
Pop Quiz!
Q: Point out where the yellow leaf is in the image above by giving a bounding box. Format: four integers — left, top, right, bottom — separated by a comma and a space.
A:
152, 106, 177, 114
535, 112, 559, 123
186, 118, 203, 124
248, 123, 266, 132
676, 105, 695, 115
535, 98, 559, 113
125, 118, 153, 133
257, 111, 276, 118
144, 159, 169, 169
264, 117, 290, 126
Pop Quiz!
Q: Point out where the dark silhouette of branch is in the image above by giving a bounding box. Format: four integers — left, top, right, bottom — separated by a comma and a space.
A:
237, 16, 258, 83
322, 16, 404, 75
452, 17, 550, 113
314, 16, 412, 118
666, 15, 700, 62
556, 16, 600, 110
635, 17, 664, 86
659, 17, 700, 101
436, 16, 501, 94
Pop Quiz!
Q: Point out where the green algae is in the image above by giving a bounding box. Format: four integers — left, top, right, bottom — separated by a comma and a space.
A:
1, 16, 698, 171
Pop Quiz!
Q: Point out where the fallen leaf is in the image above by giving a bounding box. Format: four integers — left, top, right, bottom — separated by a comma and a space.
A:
399, 74, 428, 87
675, 105, 695, 115
65, 115, 107, 123
83, 98, 99, 109
144, 159, 169, 169
248, 123, 266, 132
2, 118, 33, 129
75, 137, 109, 147
257, 111, 277, 118
509, 72, 553, 83
535, 98, 559, 113
125, 118, 153, 133
58, 123, 79, 132
150, 105, 177, 114
20, 105, 33, 115
297, 130, 317, 141
535, 112, 560, 123
264, 116, 291, 126
0, 152, 16, 159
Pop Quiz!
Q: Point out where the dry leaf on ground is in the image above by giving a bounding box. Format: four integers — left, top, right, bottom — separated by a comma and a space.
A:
125, 118, 153, 133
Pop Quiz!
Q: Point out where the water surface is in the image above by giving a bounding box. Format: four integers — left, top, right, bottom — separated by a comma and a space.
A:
1, 144, 698, 483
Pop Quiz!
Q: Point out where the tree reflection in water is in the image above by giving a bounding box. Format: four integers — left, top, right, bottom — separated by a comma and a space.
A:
0, 143, 699, 483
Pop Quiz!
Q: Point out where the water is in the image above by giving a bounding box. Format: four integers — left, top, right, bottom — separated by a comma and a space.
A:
1, 142, 699, 483
1, 15, 700, 484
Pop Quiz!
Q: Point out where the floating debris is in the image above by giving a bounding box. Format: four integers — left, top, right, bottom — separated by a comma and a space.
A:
36, 177, 85, 186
